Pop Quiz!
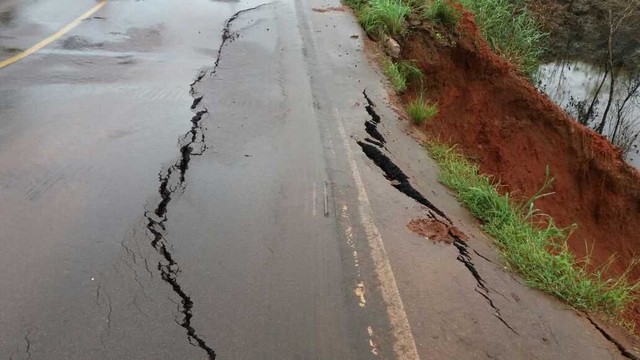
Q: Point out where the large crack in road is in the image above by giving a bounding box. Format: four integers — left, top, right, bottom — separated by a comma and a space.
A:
588, 316, 640, 360
142, 5, 269, 358
451, 235, 518, 334
356, 91, 518, 335
357, 91, 450, 222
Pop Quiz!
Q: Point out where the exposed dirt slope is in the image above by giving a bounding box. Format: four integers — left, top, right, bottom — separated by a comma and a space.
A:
398, 11, 640, 321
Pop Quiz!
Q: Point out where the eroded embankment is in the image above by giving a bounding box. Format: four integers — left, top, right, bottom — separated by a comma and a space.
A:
396, 12, 640, 323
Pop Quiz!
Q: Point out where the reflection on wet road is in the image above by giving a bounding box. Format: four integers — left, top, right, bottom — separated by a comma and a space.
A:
0, 0, 378, 358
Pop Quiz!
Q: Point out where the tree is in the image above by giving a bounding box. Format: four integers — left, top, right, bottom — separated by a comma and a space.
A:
595, 1, 639, 134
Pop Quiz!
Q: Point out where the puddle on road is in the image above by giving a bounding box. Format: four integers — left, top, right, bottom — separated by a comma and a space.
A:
537, 61, 640, 168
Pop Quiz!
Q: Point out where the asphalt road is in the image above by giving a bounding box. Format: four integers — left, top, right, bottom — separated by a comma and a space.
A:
0, 0, 634, 359
0, 1, 388, 358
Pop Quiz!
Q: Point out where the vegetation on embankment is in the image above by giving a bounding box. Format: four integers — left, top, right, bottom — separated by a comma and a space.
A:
427, 142, 638, 314
407, 96, 438, 125
458, 0, 546, 76
382, 59, 423, 93
348, 0, 546, 75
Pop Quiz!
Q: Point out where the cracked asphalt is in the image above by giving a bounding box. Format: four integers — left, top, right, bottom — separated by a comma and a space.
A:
0, 0, 636, 359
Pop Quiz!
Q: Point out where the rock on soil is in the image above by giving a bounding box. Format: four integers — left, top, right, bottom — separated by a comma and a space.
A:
383, 35, 401, 59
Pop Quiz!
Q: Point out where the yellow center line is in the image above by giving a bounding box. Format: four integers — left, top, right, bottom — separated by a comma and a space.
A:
0, 0, 108, 69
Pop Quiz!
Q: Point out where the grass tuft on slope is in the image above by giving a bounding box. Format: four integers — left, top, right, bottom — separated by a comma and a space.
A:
407, 96, 438, 124
383, 60, 424, 92
426, 141, 638, 315
422, 0, 461, 28
457, 0, 546, 76
358, 0, 412, 38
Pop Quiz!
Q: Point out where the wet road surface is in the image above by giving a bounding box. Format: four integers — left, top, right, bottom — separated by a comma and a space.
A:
0, 0, 635, 359
0, 1, 386, 358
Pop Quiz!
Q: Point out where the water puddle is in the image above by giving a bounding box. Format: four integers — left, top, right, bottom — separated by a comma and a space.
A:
537, 61, 640, 168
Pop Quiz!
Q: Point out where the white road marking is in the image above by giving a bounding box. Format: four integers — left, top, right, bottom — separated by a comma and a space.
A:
312, 182, 317, 216
333, 107, 421, 360
323, 180, 329, 217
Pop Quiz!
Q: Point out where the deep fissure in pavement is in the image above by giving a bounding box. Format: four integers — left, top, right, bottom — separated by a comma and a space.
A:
356, 140, 450, 221
364, 120, 385, 146
362, 90, 385, 147
587, 317, 640, 360
357, 91, 449, 220
362, 90, 381, 123
142, 5, 269, 358
452, 235, 518, 334
357, 91, 518, 334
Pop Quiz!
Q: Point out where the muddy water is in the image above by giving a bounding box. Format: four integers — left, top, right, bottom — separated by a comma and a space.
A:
537, 62, 640, 168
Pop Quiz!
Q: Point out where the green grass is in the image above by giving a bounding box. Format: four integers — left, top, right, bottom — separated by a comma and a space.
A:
397, 60, 424, 81
383, 60, 424, 92
422, 0, 461, 28
358, 0, 412, 38
457, 0, 546, 75
407, 96, 438, 124
383, 60, 408, 92
343, 0, 367, 11
426, 142, 638, 314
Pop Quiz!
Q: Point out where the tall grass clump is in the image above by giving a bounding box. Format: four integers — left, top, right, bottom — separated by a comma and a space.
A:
343, 0, 367, 11
359, 0, 411, 38
407, 96, 438, 125
383, 60, 424, 92
422, 0, 461, 28
397, 60, 424, 82
426, 142, 638, 314
383, 60, 408, 92
458, 0, 546, 76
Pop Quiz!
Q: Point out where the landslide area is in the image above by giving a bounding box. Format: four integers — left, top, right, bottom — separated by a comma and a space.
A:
394, 10, 640, 324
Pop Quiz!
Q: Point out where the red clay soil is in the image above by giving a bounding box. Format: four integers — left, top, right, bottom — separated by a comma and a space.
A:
408, 218, 453, 243
407, 217, 469, 244
398, 11, 640, 322
311, 6, 346, 13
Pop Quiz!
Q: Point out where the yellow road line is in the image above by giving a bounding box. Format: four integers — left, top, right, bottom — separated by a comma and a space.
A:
0, 0, 107, 69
